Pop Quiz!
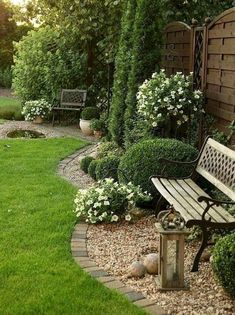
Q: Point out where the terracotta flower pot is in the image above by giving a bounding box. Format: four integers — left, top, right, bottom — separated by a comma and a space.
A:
33, 116, 43, 124
79, 119, 93, 136
93, 130, 103, 139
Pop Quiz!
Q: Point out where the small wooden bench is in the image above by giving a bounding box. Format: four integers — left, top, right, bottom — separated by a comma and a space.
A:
52, 89, 87, 126
151, 137, 235, 272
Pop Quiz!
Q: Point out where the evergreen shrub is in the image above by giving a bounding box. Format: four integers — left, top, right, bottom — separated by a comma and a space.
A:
97, 141, 124, 159
88, 159, 99, 180
118, 138, 198, 194
212, 233, 235, 297
80, 156, 95, 174
96, 155, 120, 181
81, 107, 100, 120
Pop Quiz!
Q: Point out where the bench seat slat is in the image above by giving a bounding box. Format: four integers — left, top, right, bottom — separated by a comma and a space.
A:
175, 179, 228, 223
152, 178, 196, 222
184, 179, 234, 223
163, 179, 214, 222
160, 178, 208, 222
152, 177, 234, 224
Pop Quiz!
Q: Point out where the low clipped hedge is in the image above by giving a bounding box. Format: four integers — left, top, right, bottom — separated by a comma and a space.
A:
96, 155, 120, 181
80, 156, 95, 173
88, 159, 99, 180
97, 141, 124, 159
212, 233, 235, 297
118, 138, 198, 194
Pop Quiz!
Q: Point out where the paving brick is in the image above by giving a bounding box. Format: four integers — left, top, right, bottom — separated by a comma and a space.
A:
125, 291, 145, 302
71, 246, 87, 251
72, 251, 88, 257
134, 299, 156, 308
71, 239, 86, 245
72, 234, 86, 240
78, 260, 97, 268
105, 280, 125, 289
89, 270, 110, 277
116, 286, 135, 294
143, 305, 166, 315
97, 276, 115, 283
74, 256, 90, 263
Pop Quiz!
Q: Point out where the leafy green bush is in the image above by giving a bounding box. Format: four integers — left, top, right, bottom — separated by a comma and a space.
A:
97, 141, 124, 159
81, 107, 100, 120
80, 156, 95, 174
118, 138, 198, 194
212, 233, 235, 297
96, 155, 120, 181
88, 159, 99, 180
0, 67, 12, 88
13, 26, 86, 102
0, 106, 20, 120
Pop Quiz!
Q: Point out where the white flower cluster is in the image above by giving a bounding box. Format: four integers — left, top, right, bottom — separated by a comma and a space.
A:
137, 70, 203, 128
22, 99, 52, 121
74, 178, 151, 224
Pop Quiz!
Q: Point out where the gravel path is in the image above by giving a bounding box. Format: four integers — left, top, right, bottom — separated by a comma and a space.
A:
87, 217, 235, 315
0, 120, 96, 141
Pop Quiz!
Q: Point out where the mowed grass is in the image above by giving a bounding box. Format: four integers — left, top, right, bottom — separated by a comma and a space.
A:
0, 138, 145, 315
0, 96, 22, 120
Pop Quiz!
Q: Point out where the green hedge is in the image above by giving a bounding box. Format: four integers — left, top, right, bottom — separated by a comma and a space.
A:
212, 233, 235, 297
96, 155, 120, 181
118, 138, 198, 194
88, 159, 99, 180
80, 156, 95, 174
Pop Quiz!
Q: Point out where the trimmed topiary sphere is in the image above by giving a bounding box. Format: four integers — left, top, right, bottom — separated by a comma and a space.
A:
81, 107, 100, 120
96, 155, 120, 181
88, 159, 99, 180
118, 138, 198, 194
80, 156, 95, 174
212, 233, 235, 297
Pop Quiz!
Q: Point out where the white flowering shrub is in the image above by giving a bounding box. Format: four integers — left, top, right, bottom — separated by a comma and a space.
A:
22, 99, 52, 121
137, 70, 203, 128
74, 178, 151, 224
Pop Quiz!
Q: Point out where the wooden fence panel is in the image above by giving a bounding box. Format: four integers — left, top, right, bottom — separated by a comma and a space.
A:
161, 22, 192, 75
204, 8, 235, 144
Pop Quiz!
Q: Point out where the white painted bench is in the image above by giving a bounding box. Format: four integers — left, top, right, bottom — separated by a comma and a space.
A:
151, 137, 235, 271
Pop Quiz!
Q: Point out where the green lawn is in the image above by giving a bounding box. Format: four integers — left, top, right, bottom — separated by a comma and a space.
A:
0, 96, 22, 120
0, 138, 145, 315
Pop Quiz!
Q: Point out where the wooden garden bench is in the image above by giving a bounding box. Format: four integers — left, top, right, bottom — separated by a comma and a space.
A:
52, 89, 87, 126
151, 137, 235, 272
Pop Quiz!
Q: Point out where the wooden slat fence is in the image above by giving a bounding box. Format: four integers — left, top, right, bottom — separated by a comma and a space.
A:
161, 8, 235, 145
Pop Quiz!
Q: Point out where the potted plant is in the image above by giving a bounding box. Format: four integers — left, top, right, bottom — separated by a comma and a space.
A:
90, 113, 107, 138
22, 99, 52, 124
79, 106, 100, 135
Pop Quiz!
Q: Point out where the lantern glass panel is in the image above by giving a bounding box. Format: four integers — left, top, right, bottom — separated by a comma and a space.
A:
167, 240, 179, 283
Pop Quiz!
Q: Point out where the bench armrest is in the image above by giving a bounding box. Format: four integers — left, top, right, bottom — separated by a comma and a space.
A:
198, 196, 235, 206
198, 195, 235, 221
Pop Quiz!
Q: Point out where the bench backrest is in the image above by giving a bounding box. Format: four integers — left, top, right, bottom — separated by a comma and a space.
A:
60, 89, 87, 107
196, 138, 235, 201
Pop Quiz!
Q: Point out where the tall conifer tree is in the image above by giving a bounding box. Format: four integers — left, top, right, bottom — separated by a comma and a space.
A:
108, 0, 137, 145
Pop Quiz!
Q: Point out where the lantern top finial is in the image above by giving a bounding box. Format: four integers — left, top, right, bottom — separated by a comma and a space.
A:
157, 205, 185, 231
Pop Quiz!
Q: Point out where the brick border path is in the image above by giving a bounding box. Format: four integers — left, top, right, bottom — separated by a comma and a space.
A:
71, 223, 166, 315
59, 147, 166, 315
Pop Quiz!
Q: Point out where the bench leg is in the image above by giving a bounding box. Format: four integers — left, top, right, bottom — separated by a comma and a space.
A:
155, 195, 164, 217
191, 227, 209, 272
52, 112, 55, 126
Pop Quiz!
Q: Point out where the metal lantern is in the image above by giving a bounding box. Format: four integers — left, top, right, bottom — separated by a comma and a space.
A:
156, 206, 189, 291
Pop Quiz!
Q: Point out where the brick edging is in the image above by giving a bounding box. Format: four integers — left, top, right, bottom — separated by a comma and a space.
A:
71, 223, 166, 315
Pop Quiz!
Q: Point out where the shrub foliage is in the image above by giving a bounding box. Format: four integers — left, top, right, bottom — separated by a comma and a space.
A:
96, 155, 120, 182
80, 156, 95, 174
212, 233, 235, 297
118, 138, 198, 194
